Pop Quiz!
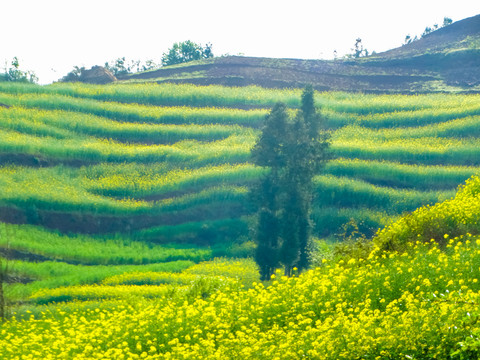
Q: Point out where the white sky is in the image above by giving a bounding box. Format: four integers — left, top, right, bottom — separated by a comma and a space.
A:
1, 0, 479, 84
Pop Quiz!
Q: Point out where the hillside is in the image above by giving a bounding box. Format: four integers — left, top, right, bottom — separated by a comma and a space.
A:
121, 14, 480, 93
3, 14, 480, 360
1, 81, 480, 249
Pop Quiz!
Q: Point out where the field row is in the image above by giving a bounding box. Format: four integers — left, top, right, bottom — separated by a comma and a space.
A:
2, 91, 480, 131
2, 81, 480, 113
0, 163, 458, 216
4, 127, 480, 167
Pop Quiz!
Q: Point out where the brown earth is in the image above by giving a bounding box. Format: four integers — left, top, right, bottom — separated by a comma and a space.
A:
122, 14, 480, 93
79, 66, 117, 84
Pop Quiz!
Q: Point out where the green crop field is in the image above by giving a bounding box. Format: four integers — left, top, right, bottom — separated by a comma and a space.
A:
2, 81, 480, 358
1, 81, 479, 244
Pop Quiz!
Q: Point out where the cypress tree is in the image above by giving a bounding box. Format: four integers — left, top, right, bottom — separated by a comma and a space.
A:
251, 87, 330, 279
251, 103, 288, 281
292, 85, 331, 272
253, 176, 281, 280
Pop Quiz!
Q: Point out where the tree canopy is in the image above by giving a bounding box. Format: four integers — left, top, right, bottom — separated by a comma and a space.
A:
161, 41, 214, 66
104, 58, 159, 76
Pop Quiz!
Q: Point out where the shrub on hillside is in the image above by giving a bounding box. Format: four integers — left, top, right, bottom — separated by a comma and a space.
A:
374, 175, 480, 252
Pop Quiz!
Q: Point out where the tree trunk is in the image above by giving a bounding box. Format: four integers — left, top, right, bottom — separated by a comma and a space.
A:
0, 260, 5, 322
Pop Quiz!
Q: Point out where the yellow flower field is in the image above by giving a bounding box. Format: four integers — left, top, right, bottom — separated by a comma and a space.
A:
1, 238, 480, 359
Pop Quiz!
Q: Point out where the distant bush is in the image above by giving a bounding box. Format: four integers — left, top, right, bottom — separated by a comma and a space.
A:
162, 40, 214, 66
404, 16, 453, 44
104, 57, 159, 76
59, 66, 85, 82
1, 57, 37, 83
60, 58, 159, 83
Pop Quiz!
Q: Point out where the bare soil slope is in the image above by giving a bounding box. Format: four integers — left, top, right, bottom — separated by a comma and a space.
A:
122, 15, 480, 93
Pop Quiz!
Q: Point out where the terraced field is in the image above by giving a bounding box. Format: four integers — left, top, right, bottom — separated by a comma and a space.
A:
3, 80, 480, 359
1, 81, 480, 245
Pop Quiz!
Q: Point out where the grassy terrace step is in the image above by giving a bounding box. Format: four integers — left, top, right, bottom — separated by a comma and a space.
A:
85, 164, 262, 198
0, 171, 248, 215
333, 137, 480, 165
0, 107, 253, 145
0, 93, 268, 128
327, 104, 480, 129
2, 82, 479, 113
314, 175, 454, 213
0, 169, 451, 240
3, 93, 480, 132
325, 159, 477, 190
0, 163, 454, 214
335, 118, 480, 140
6, 259, 195, 300
0, 223, 210, 265
0, 129, 253, 164
0, 155, 468, 239
3, 126, 480, 167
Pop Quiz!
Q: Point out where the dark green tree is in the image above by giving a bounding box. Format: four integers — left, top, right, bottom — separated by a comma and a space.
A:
442, 17, 453, 27
105, 57, 130, 76
60, 65, 85, 82
251, 103, 289, 280
251, 86, 330, 279
350, 38, 369, 58
0, 256, 5, 322
254, 177, 281, 280
104, 58, 159, 76
286, 85, 330, 273
161, 41, 214, 66
278, 183, 301, 276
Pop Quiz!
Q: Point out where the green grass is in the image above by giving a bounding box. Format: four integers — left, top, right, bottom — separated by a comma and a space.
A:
0, 222, 211, 265
0, 92, 268, 127
0, 107, 252, 144
1, 81, 479, 242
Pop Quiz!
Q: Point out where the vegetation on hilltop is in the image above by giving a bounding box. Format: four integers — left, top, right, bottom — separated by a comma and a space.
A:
161, 40, 214, 67
403, 16, 453, 45
0, 57, 37, 84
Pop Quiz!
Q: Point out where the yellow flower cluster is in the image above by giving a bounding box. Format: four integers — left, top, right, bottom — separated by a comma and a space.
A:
2, 240, 480, 359
375, 174, 480, 251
